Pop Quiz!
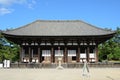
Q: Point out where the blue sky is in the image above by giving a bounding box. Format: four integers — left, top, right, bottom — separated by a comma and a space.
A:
0, 0, 120, 30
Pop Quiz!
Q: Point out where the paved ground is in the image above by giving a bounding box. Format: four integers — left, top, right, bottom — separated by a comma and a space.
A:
0, 68, 120, 80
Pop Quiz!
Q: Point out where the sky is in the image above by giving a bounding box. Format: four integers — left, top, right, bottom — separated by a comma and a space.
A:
0, 0, 120, 30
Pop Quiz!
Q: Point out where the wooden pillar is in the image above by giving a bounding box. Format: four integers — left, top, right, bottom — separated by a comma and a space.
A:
86, 43, 90, 62
19, 46, 23, 62
51, 47, 54, 63
29, 46, 32, 63
64, 47, 67, 63
95, 44, 99, 62
38, 47, 41, 63
77, 46, 80, 62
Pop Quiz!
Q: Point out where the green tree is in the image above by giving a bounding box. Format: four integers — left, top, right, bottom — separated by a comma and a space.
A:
99, 27, 120, 61
0, 32, 20, 62
0, 32, 4, 62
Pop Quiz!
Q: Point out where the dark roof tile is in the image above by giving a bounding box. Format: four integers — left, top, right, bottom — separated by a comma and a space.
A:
3, 20, 115, 36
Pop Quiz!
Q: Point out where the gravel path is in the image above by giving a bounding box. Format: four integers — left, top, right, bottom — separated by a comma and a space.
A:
0, 68, 120, 80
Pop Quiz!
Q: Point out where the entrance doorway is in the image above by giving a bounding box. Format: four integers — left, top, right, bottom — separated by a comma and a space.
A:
68, 50, 76, 63
42, 50, 51, 63
55, 50, 63, 63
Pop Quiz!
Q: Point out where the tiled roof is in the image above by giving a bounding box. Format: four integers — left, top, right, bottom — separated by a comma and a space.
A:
3, 20, 115, 36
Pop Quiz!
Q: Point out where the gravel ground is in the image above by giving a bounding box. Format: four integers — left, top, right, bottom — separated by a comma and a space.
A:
0, 68, 120, 80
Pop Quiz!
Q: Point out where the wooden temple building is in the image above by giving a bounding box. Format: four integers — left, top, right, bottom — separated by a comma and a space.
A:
2, 20, 115, 63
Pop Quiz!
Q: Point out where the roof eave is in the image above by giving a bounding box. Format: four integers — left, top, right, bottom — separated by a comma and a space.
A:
2, 32, 116, 38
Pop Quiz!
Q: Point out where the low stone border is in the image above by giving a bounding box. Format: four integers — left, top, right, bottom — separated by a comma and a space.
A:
9, 62, 120, 68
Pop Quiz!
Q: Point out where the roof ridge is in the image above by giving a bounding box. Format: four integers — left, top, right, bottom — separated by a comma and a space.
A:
36, 19, 82, 22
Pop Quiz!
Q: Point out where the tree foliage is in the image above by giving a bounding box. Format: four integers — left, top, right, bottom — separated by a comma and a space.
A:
0, 32, 20, 62
99, 27, 120, 61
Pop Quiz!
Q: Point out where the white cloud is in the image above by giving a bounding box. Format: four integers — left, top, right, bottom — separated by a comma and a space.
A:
0, 7, 13, 15
0, 0, 27, 6
27, 0, 36, 9
0, 0, 17, 6
0, 0, 36, 15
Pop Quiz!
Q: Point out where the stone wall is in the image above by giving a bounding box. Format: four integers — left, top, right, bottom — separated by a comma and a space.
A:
10, 62, 120, 68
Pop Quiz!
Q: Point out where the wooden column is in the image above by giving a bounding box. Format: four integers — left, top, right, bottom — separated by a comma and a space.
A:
19, 45, 23, 62
29, 46, 32, 63
77, 46, 80, 62
51, 47, 54, 63
95, 44, 99, 62
38, 47, 41, 63
86, 43, 90, 62
64, 47, 67, 63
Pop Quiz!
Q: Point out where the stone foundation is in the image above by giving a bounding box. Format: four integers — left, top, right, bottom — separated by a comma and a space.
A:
9, 62, 120, 68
